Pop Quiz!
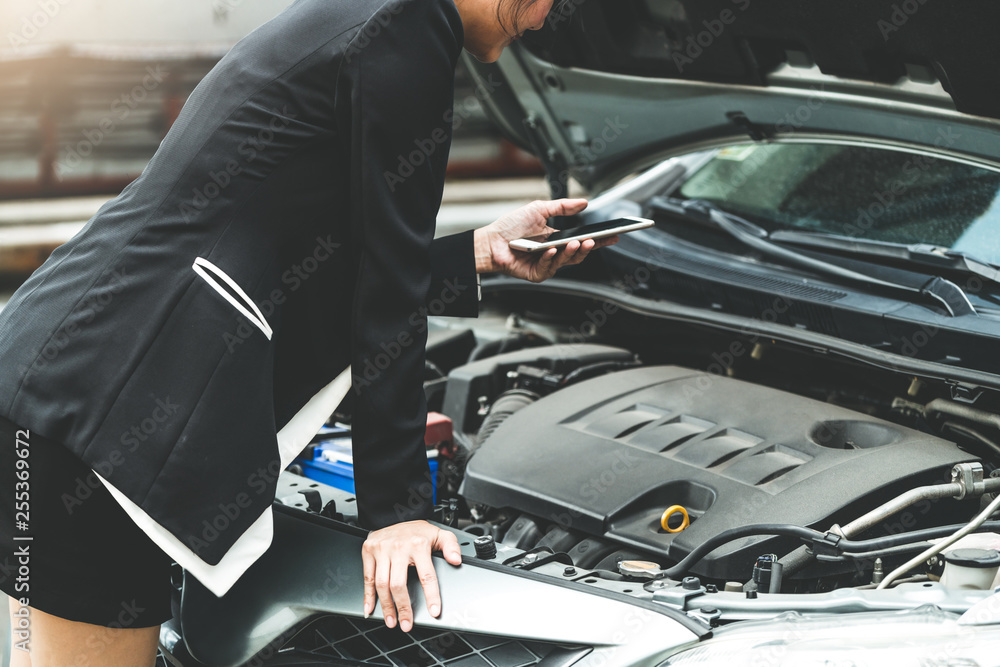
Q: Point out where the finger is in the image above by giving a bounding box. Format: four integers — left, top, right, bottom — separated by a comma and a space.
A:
433, 528, 463, 566
566, 236, 615, 267
564, 239, 595, 266
534, 198, 588, 220
540, 246, 558, 262
414, 548, 442, 618
389, 555, 414, 632
375, 553, 397, 629
551, 198, 589, 216
534, 247, 559, 280
362, 545, 377, 617
552, 240, 581, 269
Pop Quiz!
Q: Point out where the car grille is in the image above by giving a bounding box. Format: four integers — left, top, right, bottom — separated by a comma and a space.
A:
276, 615, 588, 667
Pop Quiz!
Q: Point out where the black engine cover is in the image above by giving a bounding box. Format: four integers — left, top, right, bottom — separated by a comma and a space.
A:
460, 366, 975, 579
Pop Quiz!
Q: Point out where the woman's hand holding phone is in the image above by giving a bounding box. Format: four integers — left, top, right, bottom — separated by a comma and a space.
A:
473, 198, 619, 283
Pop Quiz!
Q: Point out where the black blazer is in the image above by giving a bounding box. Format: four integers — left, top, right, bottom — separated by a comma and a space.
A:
0, 0, 476, 566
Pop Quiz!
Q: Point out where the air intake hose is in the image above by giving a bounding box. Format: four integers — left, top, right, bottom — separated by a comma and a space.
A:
476, 389, 539, 446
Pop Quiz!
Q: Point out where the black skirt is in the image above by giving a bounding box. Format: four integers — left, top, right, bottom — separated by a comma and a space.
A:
0, 414, 173, 628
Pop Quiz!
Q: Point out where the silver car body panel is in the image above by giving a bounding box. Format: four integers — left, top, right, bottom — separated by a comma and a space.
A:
178, 475, 705, 667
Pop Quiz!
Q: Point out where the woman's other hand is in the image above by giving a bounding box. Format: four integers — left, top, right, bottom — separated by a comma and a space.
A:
361, 520, 463, 632
473, 198, 619, 283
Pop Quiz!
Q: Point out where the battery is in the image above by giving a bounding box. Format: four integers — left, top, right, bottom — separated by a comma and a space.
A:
295, 436, 439, 503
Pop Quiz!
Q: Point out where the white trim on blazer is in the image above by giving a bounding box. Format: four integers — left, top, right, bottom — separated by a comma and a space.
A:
96, 365, 354, 597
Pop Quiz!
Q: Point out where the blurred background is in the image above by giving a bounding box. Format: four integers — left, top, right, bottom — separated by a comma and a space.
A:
0, 1, 575, 662
0, 0, 571, 307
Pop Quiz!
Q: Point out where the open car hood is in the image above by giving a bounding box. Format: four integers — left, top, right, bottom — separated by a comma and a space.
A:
464, 0, 1000, 192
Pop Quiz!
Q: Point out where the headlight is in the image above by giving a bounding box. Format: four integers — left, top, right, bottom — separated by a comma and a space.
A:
662, 607, 1000, 666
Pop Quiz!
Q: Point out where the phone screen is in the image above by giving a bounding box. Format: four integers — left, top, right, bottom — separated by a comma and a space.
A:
525, 219, 635, 243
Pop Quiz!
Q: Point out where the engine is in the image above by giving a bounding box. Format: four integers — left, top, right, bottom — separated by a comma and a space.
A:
445, 346, 976, 584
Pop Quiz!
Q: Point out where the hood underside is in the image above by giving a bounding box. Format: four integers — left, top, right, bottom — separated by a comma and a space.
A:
465, 0, 1000, 190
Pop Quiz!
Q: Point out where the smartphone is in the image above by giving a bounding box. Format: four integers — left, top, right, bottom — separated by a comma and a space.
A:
508, 217, 654, 253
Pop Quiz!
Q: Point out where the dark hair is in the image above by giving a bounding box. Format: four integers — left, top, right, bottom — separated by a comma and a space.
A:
496, 0, 542, 37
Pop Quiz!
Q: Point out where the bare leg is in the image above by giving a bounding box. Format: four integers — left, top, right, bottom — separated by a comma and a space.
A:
7, 597, 30, 667
7, 597, 158, 667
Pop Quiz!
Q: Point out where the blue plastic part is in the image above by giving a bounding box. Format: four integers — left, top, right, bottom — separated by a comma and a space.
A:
295, 438, 438, 503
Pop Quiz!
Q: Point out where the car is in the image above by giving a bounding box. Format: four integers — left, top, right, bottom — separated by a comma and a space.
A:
158, 1, 1000, 665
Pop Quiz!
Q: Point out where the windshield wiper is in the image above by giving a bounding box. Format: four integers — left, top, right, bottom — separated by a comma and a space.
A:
769, 230, 1000, 289
648, 196, 976, 317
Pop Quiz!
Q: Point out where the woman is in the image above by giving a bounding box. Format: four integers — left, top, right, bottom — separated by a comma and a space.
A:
0, 0, 615, 663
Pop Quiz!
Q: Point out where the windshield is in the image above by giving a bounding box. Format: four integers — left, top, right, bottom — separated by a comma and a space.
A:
677, 143, 1000, 265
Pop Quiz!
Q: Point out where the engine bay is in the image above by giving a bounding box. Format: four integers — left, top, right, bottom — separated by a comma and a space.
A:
287, 296, 1000, 613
